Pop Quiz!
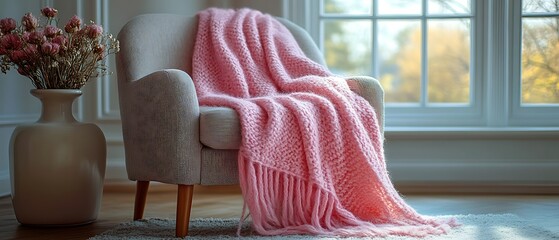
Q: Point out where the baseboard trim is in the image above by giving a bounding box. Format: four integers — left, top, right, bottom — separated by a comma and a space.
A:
0, 171, 10, 197
394, 182, 559, 195
105, 161, 128, 180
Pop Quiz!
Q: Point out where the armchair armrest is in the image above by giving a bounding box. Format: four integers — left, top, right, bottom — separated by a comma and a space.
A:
345, 76, 385, 136
118, 69, 202, 185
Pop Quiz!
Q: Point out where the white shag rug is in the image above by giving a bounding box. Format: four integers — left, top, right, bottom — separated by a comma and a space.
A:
90, 214, 558, 240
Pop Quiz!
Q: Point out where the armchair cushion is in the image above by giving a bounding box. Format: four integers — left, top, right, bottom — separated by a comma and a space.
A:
199, 106, 241, 149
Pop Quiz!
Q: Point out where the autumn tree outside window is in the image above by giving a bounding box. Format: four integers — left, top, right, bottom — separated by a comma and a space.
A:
521, 0, 559, 104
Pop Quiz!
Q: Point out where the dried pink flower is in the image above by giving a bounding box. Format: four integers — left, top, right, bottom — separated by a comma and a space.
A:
64, 15, 82, 33
85, 24, 103, 39
43, 25, 61, 38
0, 33, 23, 50
51, 35, 67, 48
41, 7, 58, 18
0, 18, 16, 34
9, 50, 27, 63
40, 42, 59, 55
27, 31, 45, 44
23, 44, 38, 57
21, 31, 30, 41
21, 13, 38, 31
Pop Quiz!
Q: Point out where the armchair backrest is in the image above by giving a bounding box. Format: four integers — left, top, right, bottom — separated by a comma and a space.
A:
116, 13, 326, 83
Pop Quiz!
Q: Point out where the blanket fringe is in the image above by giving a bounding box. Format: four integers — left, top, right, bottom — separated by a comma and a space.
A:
238, 156, 459, 237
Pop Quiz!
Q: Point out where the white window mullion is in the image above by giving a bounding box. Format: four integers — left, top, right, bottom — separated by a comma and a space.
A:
471, 0, 483, 118
420, 0, 428, 107
485, 0, 510, 127
510, 0, 523, 127
372, 0, 379, 78
282, 0, 312, 33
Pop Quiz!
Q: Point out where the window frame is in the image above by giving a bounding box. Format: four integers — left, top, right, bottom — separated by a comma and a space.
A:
509, 0, 559, 127
284, 0, 559, 129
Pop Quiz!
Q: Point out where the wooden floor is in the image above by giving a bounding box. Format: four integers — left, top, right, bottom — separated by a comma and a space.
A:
1, 183, 558, 239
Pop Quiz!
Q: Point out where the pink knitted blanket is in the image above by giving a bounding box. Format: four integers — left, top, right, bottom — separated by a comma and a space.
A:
192, 8, 458, 237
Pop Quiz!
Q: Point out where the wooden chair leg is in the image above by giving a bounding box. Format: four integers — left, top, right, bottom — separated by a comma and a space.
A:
176, 184, 194, 237
133, 181, 150, 220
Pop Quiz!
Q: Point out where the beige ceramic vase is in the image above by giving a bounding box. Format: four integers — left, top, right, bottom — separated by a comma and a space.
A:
9, 89, 106, 226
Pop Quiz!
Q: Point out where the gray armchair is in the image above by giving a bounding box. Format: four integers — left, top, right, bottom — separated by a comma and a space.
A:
116, 13, 384, 237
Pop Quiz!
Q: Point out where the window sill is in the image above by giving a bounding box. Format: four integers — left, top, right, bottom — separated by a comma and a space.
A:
384, 127, 559, 140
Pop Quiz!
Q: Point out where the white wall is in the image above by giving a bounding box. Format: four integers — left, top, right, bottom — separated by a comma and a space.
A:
1, 0, 557, 197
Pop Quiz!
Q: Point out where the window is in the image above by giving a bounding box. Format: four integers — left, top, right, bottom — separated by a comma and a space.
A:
286, 0, 559, 128
510, 0, 559, 126
321, 0, 472, 105
521, 0, 559, 105
314, 0, 482, 127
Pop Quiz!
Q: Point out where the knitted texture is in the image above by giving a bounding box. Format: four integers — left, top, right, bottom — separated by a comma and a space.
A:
192, 8, 458, 237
